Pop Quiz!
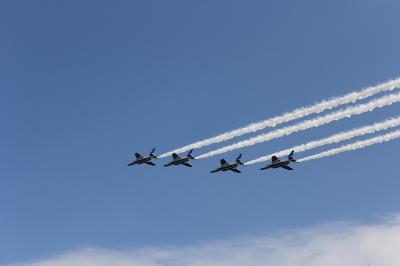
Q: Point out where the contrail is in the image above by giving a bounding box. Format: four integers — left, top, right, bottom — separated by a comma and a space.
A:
196, 93, 400, 159
297, 130, 400, 162
244, 117, 400, 165
159, 78, 400, 158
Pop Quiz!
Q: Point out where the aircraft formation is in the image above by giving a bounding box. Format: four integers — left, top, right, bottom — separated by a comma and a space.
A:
128, 148, 297, 173
129, 79, 400, 173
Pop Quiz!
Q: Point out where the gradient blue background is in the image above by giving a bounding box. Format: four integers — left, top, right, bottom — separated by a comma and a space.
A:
1, 0, 400, 263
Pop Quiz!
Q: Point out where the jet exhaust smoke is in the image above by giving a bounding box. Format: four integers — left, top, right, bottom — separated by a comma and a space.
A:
159, 78, 400, 158
297, 130, 400, 162
244, 117, 400, 165
196, 93, 400, 159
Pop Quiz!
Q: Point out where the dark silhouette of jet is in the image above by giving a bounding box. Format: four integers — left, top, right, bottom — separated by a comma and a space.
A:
128, 148, 157, 166
164, 149, 195, 167
260, 150, 296, 171
210, 154, 243, 173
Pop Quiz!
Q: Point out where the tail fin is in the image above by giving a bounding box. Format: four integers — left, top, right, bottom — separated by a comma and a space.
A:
150, 147, 157, 158
236, 153, 243, 165
288, 150, 296, 162
187, 149, 195, 159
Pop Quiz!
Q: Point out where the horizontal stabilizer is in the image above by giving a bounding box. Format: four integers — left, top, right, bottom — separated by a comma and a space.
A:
281, 165, 293, 170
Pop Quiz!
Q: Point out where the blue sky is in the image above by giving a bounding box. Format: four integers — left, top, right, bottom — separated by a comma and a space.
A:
1, 0, 400, 264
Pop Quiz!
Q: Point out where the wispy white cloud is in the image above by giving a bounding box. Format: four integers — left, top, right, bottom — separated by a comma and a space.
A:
9, 215, 400, 266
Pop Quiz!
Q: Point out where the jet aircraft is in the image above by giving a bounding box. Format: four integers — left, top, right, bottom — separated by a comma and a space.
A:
210, 154, 243, 173
260, 150, 296, 170
164, 149, 195, 167
128, 148, 157, 166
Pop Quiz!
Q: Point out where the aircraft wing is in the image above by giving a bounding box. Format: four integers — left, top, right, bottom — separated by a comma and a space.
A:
135, 153, 142, 159
220, 159, 229, 167
145, 161, 156, 166
231, 168, 241, 173
164, 161, 174, 167
172, 153, 180, 160
182, 162, 193, 167
281, 165, 293, 170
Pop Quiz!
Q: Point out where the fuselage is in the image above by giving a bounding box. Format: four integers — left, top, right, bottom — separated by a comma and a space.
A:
133, 156, 153, 164
171, 157, 189, 165
271, 160, 290, 168
262, 160, 290, 169
164, 157, 191, 167
216, 163, 238, 172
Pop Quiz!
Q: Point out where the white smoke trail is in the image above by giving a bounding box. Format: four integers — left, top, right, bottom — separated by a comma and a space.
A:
298, 130, 400, 162
196, 93, 400, 159
159, 78, 400, 158
245, 117, 400, 165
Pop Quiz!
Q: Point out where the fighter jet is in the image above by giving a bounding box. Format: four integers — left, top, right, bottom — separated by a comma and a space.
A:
164, 149, 195, 167
210, 154, 243, 173
128, 148, 157, 166
260, 150, 296, 171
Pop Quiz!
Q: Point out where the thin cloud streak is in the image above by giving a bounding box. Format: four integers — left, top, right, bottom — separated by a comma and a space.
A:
8, 216, 400, 266
298, 130, 400, 162
245, 117, 400, 165
196, 93, 400, 159
159, 78, 400, 158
